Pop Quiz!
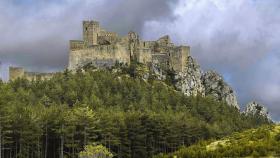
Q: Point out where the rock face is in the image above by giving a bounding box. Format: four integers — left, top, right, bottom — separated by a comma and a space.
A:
176, 56, 205, 96
202, 70, 239, 109
244, 101, 269, 118
174, 57, 240, 109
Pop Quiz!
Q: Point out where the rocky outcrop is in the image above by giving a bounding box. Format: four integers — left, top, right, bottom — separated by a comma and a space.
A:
174, 57, 239, 109
244, 101, 269, 118
202, 70, 239, 109
175, 56, 205, 96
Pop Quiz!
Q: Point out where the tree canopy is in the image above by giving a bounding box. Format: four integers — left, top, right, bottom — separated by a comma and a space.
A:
0, 65, 271, 158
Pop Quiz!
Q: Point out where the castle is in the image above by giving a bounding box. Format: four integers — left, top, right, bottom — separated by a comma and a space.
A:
68, 21, 190, 72
9, 20, 191, 80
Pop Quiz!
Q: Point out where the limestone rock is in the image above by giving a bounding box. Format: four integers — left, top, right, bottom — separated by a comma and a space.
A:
175, 56, 205, 96
202, 70, 239, 109
151, 63, 167, 80
244, 101, 269, 118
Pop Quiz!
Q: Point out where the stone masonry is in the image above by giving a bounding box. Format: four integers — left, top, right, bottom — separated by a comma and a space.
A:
9, 67, 55, 81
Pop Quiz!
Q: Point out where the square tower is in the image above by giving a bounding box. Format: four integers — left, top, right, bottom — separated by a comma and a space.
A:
83, 21, 100, 46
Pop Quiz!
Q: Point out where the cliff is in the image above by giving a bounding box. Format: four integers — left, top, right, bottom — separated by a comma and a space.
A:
174, 56, 239, 109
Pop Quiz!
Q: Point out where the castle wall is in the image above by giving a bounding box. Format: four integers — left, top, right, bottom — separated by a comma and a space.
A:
98, 31, 118, 44
141, 41, 156, 49
137, 48, 152, 64
170, 46, 190, 72
9, 67, 25, 81
70, 40, 84, 50
24, 72, 55, 81
68, 44, 130, 70
9, 67, 56, 81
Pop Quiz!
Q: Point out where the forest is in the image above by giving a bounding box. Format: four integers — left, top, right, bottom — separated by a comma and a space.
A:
0, 64, 271, 158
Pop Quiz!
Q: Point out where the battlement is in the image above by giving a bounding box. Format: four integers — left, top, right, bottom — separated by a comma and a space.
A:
83, 20, 99, 26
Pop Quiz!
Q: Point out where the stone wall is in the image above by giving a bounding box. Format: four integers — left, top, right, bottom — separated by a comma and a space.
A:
69, 44, 130, 70
9, 67, 56, 81
137, 48, 152, 64
9, 67, 25, 80
70, 40, 84, 50
170, 46, 190, 72
24, 72, 55, 81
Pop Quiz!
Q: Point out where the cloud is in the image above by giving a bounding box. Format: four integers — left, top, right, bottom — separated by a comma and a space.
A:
142, 0, 280, 120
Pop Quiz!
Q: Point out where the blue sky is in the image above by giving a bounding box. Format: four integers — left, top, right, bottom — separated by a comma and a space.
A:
0, 0, 279, 120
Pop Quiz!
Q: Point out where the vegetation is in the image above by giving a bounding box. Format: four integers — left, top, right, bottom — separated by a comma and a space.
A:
0, 64, 270, 158
159, 125, 280, 158
79, 144, 113, 158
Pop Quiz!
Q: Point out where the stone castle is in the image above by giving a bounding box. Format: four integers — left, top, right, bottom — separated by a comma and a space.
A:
9, 20, 190, 80
68, 21, 190, 72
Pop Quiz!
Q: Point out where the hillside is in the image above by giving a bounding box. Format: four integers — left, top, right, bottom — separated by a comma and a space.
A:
0, 64, 270, 158
158, 125, 280, 158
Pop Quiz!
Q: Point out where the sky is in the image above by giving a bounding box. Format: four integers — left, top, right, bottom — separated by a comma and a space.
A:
0, 0, 279, 120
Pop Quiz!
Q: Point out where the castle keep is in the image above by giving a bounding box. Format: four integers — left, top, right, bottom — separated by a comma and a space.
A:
69, 21, 190, 72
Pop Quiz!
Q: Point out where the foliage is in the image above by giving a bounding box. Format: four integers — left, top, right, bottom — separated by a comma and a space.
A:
160, 125, 280, 158
0, 66, 271, 158
79, 144, 113, 158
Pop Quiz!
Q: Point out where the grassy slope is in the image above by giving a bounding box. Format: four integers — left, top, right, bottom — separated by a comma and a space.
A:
158, 125, 280, 158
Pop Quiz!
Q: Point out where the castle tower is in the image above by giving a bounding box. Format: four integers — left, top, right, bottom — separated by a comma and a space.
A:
9, 67, 25, 81
170, 46, 190, 72
83, 21, 100, 46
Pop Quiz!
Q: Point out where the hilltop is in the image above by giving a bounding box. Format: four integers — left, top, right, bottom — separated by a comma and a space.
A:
9, 20, 271, 114
0, 64, 271, 158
